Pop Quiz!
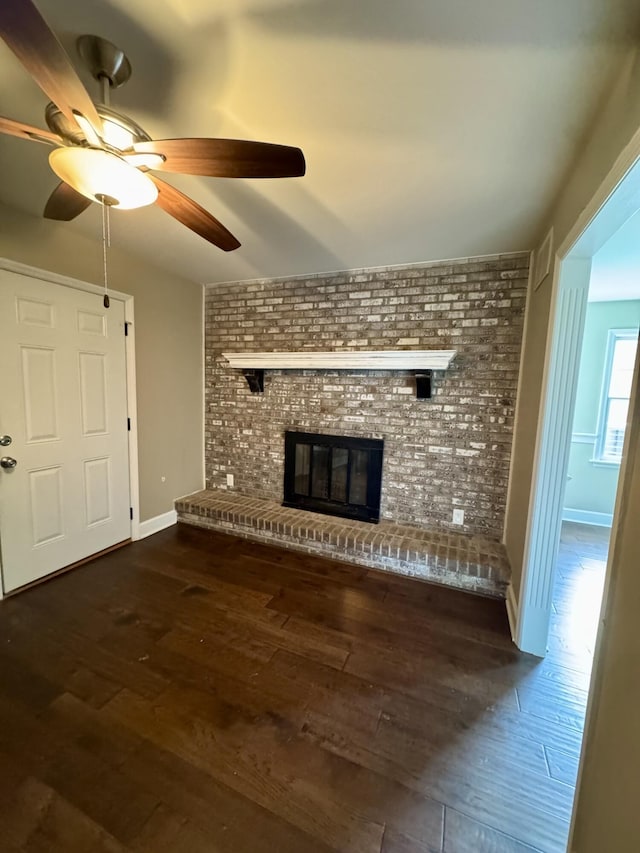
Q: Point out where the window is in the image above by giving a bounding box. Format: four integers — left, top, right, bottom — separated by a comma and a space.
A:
595, 329, 638, 463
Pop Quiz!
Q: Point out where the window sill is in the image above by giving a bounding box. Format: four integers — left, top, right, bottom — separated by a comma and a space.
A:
589, 458, 621, 468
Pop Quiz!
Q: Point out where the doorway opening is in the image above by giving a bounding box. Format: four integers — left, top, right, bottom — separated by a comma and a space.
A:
554, 242, 639, 673
516, 152, 640, 660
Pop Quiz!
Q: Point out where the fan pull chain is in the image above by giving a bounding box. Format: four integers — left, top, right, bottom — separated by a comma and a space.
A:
101, 199, 111, 309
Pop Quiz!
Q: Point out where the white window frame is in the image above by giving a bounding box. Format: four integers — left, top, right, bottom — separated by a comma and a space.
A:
593, 328, 639, 465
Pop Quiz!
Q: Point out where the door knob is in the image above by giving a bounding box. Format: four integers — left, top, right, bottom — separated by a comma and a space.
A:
0, 456, 17, 469
0, 435, 11, 446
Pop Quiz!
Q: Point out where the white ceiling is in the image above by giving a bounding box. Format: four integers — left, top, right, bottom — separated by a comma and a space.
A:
590, 208, 640, 303
1, 0, 639, 284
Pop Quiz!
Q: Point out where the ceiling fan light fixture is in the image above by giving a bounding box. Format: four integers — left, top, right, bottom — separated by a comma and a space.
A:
122, 151, 166, 170
48, 147, 158, 209
100, 116, 136, 150
72, 111, 102, 147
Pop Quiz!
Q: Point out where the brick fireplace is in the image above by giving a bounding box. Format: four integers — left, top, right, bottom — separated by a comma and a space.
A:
178, 253, 529, 596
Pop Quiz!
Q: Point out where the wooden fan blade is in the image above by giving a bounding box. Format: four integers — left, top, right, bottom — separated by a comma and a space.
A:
150, 176, 241, 252
0, 114, 61, 145
132, 138, 306, 179
0, 0, 102, 136
44, 182, 92, 221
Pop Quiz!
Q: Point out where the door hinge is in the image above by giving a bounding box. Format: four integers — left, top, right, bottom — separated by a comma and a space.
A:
124, 322, 129, 336
127, 417, 131, 431
130, 507, 134, 520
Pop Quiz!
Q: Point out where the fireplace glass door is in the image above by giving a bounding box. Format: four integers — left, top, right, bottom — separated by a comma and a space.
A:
283, 431, 383, 523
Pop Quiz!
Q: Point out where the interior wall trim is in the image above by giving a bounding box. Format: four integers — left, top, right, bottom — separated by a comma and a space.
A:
562, 508, 613, 527
517, 257, 592, 656
560, 121, 640, 258
137, 509, 177, 540
571, 432, 598, 444
506, 582, 519, 643
0, 257, 130, 302
503, 251, 535, 547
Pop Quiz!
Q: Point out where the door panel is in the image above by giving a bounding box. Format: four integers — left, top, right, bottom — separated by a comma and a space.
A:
17, 296, 55, 328
79, 351, 108, 435
21, 345, 60, 442
83, 457, 112, 526
77, 309, 106, 336
0, 270, 131, 593
29, 465, 64, 546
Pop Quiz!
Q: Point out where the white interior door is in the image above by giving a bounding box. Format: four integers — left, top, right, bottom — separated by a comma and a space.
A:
0, 270, 131, 593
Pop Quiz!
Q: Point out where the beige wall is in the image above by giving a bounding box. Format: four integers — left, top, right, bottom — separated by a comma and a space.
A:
502, 45, 640, 852
0, 202, 204, 521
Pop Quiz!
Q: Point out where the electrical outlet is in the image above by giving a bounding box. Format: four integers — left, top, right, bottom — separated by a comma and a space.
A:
226, 473, 234, 487
452, 509, 464, 525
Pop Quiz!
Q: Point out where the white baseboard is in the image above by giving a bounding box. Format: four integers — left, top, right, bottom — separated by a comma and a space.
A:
562, 508, 613, 527
137, 509, 177, 540
506, 582, 519, 644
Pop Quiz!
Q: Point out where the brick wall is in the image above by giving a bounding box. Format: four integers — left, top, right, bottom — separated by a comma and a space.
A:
204, 253, 529, 538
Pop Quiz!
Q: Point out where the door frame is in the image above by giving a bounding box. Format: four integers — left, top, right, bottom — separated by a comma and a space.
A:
514, 126, 640, 656
0, 258, 141, 600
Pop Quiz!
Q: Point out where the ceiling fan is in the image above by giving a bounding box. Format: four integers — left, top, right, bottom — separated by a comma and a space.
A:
0, 0, 306, 252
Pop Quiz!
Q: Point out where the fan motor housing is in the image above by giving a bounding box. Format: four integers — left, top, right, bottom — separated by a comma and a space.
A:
45, 103, 151, 150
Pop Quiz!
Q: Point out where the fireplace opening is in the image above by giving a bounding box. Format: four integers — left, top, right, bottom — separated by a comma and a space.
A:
283, 431, 384, 523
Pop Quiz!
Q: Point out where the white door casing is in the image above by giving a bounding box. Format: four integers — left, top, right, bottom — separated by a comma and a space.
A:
515, 258, 591, 655
0, 269, 132, 593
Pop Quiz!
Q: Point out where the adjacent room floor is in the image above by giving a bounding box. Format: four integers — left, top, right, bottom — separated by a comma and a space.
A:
550, 522, 609, 675
0, 522, 608, 853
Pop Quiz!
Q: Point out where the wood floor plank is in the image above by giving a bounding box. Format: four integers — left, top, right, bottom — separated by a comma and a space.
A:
1, 601, 169, 699
264, 649, 385, 735
381, 826, 441, 852
443, 807, 543, 852
343, 643, 520, 713
43, 692, 145, 770
545, 746, 580, 786
0, 649, 63, 712
102, 687, 385, 852
38, 739, 160, 844
0, 776, 127, 853
149, 676, 445, 849
0, 615, 124, 710
129, 803, 214, 853
122, 740, 337, 853
301, 707, 572, 851
0, 696, 68, 777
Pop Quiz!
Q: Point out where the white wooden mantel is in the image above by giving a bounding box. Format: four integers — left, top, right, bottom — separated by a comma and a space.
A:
222, 350, 456, 397
222, 350, 456, 371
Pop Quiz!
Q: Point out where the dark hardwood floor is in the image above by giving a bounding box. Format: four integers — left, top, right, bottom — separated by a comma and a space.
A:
0, 522, 607, 852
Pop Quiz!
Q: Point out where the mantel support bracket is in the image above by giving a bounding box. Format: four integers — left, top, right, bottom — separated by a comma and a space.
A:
240, 368, 432, 397
415, 371, 432, 399
242, 368, 265, 393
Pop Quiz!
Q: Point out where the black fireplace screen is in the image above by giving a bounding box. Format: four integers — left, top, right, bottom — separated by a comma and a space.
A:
283, 431, 384, 523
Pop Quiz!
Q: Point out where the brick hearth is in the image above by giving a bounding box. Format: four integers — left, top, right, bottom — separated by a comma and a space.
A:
176, 490, 510, 597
